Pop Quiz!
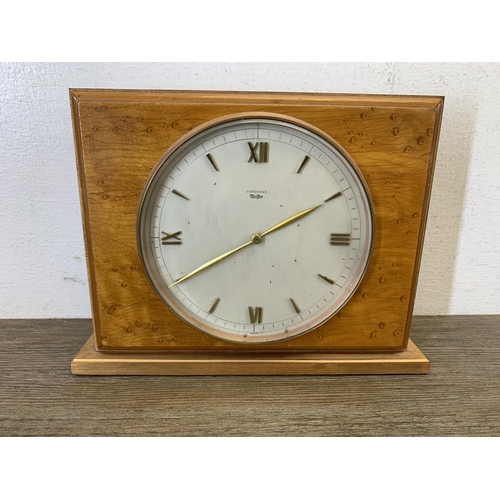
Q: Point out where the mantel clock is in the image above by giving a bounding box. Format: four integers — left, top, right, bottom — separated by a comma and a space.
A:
70, 90, 443, 375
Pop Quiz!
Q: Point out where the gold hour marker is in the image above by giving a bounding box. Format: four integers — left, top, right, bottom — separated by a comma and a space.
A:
162, 231, 182, 245
330, 233, 351, 245
248, 142, 269, 163
209, 297, 220, 314
248, 306, 263, 324
318, 274, 334, 285
206, 153, 220, 172
324, 192, 342, 202
290, 298, 301, 314
172, 189, 190, 200
297, 155, 310, 173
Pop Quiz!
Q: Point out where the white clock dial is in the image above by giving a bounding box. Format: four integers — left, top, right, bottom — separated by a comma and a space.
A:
138, 114, 374, 344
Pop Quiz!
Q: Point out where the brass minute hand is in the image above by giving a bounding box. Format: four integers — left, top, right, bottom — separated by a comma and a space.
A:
169, 204, 323, 287
260, 204, 322, 237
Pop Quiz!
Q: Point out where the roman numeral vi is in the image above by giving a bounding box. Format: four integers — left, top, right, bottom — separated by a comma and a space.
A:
248, 306, 263, 324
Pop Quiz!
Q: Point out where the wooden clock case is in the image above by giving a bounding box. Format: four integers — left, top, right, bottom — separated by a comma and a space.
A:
70, 90, 443, 375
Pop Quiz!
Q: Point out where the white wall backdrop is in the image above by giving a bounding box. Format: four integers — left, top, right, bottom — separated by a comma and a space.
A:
1, 62, 499, 318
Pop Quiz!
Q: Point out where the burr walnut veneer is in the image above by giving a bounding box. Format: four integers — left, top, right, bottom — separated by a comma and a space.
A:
70, 90, 443, 374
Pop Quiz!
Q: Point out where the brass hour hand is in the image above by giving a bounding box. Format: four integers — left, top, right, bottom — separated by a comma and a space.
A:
169, 239, 254, 287
169, 204, 323, 287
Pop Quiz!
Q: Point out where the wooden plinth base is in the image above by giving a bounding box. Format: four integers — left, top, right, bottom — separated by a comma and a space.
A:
71, 335, 430, 375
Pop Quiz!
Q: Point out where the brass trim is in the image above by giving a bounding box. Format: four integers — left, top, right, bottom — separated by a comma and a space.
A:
206, 153, 220, 172
290, 298, 301, 314
297, 155, 310, 174
318, 274, 335, 285
209, 298, 220, 314
172, 189, 190, 200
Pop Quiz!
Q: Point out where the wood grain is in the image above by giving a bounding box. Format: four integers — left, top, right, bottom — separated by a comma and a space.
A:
70, 90, 444, 351
71, 337, 429, 375
1, 316, 499, 436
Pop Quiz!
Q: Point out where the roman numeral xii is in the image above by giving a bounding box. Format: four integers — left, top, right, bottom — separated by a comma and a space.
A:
248, 142, 269, 163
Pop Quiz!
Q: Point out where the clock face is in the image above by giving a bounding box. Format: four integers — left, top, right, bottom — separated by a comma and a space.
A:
137, 114, 374, 344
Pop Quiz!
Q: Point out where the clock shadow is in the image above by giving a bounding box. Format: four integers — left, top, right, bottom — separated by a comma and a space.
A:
414, 96, 475, 315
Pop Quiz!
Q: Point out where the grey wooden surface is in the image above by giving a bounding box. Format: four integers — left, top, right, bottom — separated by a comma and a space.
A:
1, 316, 499, 436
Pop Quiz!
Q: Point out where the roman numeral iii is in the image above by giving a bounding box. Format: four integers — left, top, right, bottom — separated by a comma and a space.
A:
330, 233, 351, 245
248, 142, 269, 163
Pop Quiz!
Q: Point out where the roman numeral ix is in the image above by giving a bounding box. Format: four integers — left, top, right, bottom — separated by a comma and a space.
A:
162, 231, 182, 245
